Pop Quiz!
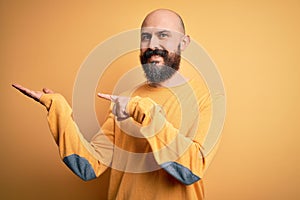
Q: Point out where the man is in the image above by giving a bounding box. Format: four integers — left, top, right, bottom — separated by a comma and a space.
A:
13, 9, 216, 199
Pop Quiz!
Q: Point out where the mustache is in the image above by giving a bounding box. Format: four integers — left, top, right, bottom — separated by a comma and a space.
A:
141, 48, 169, 60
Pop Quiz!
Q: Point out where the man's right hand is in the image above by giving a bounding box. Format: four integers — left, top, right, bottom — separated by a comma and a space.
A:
97, 93, 130, 121
12, 83, 54, 102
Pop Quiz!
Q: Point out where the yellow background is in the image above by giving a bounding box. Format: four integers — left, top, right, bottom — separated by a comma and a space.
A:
1, 0, 299, 199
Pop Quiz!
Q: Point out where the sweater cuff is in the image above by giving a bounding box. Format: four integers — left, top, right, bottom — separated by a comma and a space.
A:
126, 96, 142, 117
40, 93, 70, 112
126, 96, 157, 126
39, 94, 53, 110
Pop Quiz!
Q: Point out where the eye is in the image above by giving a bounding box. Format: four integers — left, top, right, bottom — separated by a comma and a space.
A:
141, 33, 151, 41
158, 32, 169, 39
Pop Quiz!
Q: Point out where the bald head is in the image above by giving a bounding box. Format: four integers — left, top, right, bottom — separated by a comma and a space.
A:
141, 9, 185, 34
139, 9, 191, 84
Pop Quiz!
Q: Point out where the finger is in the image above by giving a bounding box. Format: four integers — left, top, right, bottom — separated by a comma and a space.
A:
142, 115, 151, 126
43, 88, 54, 94
12, 83, 26, 92
114, 102, 126, 117
12, 83, 33, 96
12, 83, 41, 102
132, 108, 140, 123
98, 93, 118, 102
138, 114, 146, 124
97, 93, 112, 101
116, 107, 130, 121
112, 104, 117, 115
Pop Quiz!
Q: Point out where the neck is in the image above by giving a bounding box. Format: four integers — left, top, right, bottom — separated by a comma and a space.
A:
148, 71, 189, 88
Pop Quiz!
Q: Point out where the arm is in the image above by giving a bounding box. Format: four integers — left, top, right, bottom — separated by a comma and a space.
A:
13, 84, 113, 181
98, 85, 216, 185
126, 94, 213, 185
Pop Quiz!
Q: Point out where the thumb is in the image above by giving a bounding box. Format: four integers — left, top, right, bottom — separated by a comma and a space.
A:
43, 88, 54, 94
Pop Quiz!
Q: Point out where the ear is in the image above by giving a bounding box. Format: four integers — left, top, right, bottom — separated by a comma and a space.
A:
180, 35, 190, 51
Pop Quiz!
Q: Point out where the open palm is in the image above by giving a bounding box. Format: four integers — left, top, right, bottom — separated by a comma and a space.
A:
12, 84, 54, 102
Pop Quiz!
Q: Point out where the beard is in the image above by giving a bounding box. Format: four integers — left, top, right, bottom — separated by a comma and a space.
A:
139, 46, 181, 84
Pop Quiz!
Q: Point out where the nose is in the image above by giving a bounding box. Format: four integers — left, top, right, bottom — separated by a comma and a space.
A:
149, 36, 160, 49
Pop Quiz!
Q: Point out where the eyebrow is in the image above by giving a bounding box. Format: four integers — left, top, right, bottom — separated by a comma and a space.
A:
141, 29, 172, 35
156, 30, 171, 35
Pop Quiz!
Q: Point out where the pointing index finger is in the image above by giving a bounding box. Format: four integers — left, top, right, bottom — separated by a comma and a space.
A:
97, 93, 117, 102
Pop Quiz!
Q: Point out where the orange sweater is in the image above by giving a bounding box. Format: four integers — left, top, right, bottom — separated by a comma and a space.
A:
40, 78, 215, 200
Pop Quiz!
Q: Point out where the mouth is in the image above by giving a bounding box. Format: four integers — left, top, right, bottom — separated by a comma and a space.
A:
147, 55, 164, 66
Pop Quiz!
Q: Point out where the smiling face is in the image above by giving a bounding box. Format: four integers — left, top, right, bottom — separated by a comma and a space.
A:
139, 9, 190, 84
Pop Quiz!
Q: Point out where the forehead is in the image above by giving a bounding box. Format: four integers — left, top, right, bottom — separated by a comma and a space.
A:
141, 11, 184, 34
140, 27, 184, 39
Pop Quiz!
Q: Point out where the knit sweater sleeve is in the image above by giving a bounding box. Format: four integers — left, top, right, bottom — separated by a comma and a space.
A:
126, 86, 215, 185
39, 93, 113, 181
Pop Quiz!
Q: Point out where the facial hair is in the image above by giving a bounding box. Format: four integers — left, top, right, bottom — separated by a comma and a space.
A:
139, 46, 181, 84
